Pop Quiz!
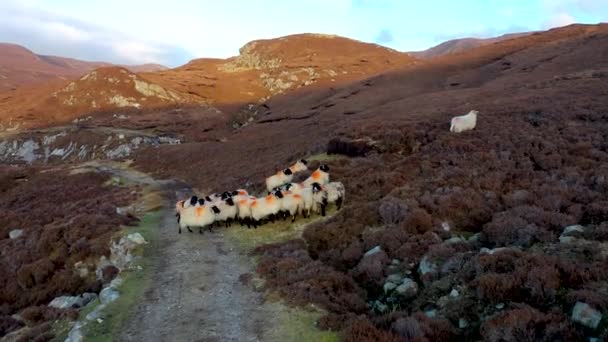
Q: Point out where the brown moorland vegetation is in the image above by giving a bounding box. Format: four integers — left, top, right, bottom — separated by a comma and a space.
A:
0, 165, 138, 337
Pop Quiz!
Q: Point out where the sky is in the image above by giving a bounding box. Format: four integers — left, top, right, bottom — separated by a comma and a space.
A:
0, 0, 607, 67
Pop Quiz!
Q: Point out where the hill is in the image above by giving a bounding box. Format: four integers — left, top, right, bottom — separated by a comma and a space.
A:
0, 43, 168, 91
409, 32, 533, 59
0, 34, 418, 129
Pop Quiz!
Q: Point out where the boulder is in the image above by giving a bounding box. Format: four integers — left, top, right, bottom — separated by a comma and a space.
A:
49, 296, 83, 309
9, 229, 23, 239
395, 278, 419, 299
364, 246, 382, 257
99, 287, 120, 305
127, 233, 147, 245
572, 302, 602, 329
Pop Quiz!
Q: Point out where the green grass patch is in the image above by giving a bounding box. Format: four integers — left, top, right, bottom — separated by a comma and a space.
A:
81, 210, 161, 341
224, 207, 340, 341
224, 207, 337, 252
263, 303, 339, 342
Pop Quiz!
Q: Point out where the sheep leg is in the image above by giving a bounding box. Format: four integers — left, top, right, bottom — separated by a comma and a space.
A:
337, 197, 343, 210
187, 226, 193, 233
321, 204, 326, 217
199, 226, 204, 234
178, 225, 182, 234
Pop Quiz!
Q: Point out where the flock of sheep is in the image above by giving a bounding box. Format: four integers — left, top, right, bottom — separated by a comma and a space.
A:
174, 159, 346, 234
173, 109, 477, 234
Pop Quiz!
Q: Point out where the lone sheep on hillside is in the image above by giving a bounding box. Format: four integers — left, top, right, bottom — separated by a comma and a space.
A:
450, 110, 478, 133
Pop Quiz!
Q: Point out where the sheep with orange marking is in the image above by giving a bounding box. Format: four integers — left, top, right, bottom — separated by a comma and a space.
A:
250, 191, 283, 228
302, 164, 330, 187
278, 190, 304, 222
283, 182, 315, 218
450, 110, 478, 133
265, 159, 309, 192
177, 199, 221, 234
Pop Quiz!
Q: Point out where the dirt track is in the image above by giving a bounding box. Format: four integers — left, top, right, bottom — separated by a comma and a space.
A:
118, 184, 278, 342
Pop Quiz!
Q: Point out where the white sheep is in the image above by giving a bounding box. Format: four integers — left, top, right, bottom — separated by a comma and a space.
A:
289, 159, 309, 173
285, 183, 314, 218
278, 191, 304, 222
250, 191, 282, 227
234, 195, 256, 228
214, 197, 238, 227
450, 110, 478, 133
177, 202, 220, 234
321, 181, 346, 214
265, 159, 309, 192
302, 164, 330, 187
265, 168, 294, 192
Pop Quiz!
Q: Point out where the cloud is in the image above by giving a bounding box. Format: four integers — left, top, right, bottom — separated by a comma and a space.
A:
0, 1, 192, 66
374, 29, 394, 44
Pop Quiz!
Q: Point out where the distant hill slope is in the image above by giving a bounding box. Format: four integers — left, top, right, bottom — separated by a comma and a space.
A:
143, 33, 420, 106
0, 43, 168, 91
0, 34, 419, 129
409, 32, 534, 59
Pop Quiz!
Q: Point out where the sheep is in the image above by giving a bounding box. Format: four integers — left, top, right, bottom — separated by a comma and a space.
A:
285, 183, 314, 218
265, 168, 293, 192
302, 164, 330, 187
314, 181, 346, 216
450, 110, 478, 133
177, 202, 220, 234
289, 159, 308, 173
279, 190, 304, 222
250, 191, 282, 228
235, 195, 256, 228
214, 197, 238, 228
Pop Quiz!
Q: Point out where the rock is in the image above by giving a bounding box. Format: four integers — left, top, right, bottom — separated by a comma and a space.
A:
49, 296, 83, 309
450, 289, 460, 298
85, 304, 106, 321
395, 278, 419, 299
441, 222, 451, 232
562, 225, 585, 237
116, 207, 128, 215
468, 233, 481, 242
66, 324, 84, 342
391, 259, 400, 265
99, 287, 120, 304
418, 256, 438, 284
386, 274, 403, 284
424, 309, 437, 318
9, 229, 23, 239
480, 247, 508, 255
373, 301, 388, 313
496, 303, 505, 310
560, 236, 577, 244
459, 319, 469, 329
572, 302, 602, 329
110, 276, 124, 288
81, 293, 98, 307
437, 296, 449, 308
364, 245, 382, 257
74, 261, 89, 278
384, 282, 397, 292
127, 233, 147, 245
445, 236, 465, 244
